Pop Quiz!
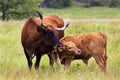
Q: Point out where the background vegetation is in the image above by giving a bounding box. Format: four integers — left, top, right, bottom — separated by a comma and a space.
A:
40, 0, 71, 8
0, 7, 120, 80
0, 0, 40, 20
0, 0, 120, 20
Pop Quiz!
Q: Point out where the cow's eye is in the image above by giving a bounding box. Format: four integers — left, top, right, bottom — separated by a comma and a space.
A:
68, 47, 73, 50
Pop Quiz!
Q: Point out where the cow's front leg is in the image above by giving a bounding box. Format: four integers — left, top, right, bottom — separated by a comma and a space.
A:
24, 49, 32, 70
35, 54, 42, 71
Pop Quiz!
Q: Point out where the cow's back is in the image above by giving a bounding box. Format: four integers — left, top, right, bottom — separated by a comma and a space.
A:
43, 15, 64, 28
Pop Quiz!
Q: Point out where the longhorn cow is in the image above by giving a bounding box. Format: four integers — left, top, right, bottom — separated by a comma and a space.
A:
21, 11, 69, 70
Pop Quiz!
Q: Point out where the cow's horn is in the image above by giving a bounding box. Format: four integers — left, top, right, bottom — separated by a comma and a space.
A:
36, 11, 43, 26
56, 22, 70, 31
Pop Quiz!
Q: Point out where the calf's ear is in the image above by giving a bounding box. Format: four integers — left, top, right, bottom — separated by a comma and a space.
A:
58, 46, 65, 52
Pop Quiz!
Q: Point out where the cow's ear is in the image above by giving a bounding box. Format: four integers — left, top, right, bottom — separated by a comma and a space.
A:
36, 27, 45, 34
58, 46, 65, 52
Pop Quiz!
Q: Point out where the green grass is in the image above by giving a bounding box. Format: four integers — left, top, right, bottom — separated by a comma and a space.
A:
0, 20, 120, 80
0, 7, 120, 80
41, 7, 120, 19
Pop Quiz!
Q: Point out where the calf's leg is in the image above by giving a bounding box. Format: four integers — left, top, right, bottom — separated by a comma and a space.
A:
63, 57, 74, 70
83, 59, 89, 66
48, 52, 58, 66
93, 55, 107, 73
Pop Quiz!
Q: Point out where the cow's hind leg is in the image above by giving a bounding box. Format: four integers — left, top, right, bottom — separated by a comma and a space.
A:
24, 49, 32, 70
35, 54, 42, 71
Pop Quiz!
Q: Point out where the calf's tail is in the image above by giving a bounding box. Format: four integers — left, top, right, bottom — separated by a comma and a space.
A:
98, 32, 108, 64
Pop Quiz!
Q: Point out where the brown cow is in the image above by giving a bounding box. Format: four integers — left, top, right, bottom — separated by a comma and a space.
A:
21, 11, 69, 71
57, 32, 107, 73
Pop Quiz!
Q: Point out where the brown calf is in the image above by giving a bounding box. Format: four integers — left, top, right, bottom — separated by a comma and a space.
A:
57, 32, 108, 73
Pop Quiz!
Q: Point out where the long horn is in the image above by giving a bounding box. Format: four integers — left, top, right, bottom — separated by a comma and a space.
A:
36, 11, 43, 25
56, 22, 70, 31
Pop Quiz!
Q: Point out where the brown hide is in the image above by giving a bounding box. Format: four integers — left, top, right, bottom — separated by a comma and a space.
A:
58, 32, 107, 73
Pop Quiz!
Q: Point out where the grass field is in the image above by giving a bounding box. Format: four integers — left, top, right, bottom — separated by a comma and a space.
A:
41, 7, 120, 19
0, 7, 120, 80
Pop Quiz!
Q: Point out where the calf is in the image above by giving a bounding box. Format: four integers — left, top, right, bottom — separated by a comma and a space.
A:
57, 32, 107, 73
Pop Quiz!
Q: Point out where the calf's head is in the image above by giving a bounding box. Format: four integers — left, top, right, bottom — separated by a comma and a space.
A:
58, 41, 81, 55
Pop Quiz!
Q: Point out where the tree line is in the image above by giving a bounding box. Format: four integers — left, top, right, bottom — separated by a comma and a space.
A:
75, 0, 120, 8
0, 0, 120, 20
40, 0, 120, 8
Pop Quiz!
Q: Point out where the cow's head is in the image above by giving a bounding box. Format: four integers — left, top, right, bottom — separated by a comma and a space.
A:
36, 11, 69, 49
58, 41, 81, 55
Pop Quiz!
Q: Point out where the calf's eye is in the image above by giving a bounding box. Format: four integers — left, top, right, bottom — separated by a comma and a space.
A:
68, 47, 73, 50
